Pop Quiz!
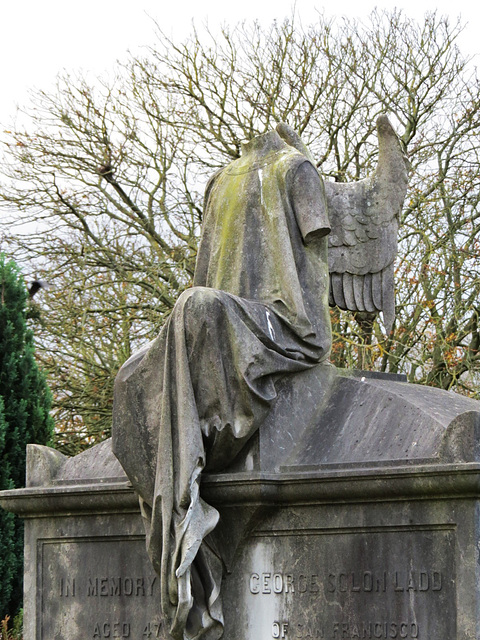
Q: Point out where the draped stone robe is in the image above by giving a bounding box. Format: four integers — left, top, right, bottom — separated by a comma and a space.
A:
112, 130, 332, 640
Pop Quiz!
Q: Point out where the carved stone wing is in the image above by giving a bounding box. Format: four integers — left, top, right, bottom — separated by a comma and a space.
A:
326, 116, 409, 333
277, 116, 409, 333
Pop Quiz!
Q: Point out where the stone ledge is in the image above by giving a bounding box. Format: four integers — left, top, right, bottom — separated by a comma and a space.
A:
0, 481, 138, 516
203, 462, 480, 504
3, 462, 480, 517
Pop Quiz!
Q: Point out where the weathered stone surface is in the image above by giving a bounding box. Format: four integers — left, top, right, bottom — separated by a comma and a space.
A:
2, 445, 164, 640
113, 129, 336, 639
2, 447, 480, 639
40, 537, 161, 640
2, 369, 480, 639
0, 118, 472, 639
279, 117, 410, 332
110, 119, 409, 639
26, 439, 125, 487
221, 497, 459, 640
230, 366, 480, 471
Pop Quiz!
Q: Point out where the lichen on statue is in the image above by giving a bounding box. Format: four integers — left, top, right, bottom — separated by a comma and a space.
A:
112, 128, 333, 639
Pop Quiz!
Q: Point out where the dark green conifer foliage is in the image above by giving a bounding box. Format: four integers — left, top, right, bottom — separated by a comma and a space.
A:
0, 255, 54, 617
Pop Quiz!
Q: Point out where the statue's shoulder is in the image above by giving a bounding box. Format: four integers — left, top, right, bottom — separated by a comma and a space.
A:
203, 167, 225, 209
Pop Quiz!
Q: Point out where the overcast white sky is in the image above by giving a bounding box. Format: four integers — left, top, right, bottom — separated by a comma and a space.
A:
0, 0, 479, 126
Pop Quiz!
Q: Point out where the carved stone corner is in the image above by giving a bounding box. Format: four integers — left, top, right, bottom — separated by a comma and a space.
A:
26, 444, 67, 488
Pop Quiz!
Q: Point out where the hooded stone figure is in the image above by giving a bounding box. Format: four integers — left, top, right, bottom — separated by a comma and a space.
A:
112, 128, 333, 639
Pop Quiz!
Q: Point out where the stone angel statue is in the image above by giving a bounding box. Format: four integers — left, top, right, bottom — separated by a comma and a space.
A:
113, 116, 409, 640
277, 115, 410, 335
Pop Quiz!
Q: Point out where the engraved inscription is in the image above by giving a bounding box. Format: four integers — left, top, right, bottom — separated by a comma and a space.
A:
272, 621, 289, 638
274, 620, 421, 638
90, 621, 162, 638
331, 621, 419, 638
287, 621, 420, 640
142, 622, 162, 638
250, 573, 319, 594
223, 526, 456, 640
59, 577, 76, 597
86, 576, 157, 596
92, 622, 131, 638
40, 538, 165, 640
249, 570, 443, 596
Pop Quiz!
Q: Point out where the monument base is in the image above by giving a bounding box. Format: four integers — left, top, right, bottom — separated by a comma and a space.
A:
1, 370, 480, 639
212, 464, 475, 640
1, 441, 162, 640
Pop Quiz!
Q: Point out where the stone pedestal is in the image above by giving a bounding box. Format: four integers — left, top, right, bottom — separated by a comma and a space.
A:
0, 441, 162, 640
2, 370, 480, 639
211, 464, 478, 640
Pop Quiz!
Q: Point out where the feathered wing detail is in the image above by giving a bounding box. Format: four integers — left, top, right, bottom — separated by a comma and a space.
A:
277, 117, 409, 334
325, 115, 409, 333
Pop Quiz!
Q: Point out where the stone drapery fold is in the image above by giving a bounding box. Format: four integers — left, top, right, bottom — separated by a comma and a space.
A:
113, 130, 332, 639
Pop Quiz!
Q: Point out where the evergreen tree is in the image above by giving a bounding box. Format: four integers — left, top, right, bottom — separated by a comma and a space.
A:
0, 254, 54, 618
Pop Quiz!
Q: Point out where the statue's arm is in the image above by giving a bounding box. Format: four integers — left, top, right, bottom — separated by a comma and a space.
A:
291, 160, 330, 243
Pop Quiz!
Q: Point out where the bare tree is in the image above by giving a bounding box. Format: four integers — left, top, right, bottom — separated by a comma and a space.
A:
1, 10, 479, 452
